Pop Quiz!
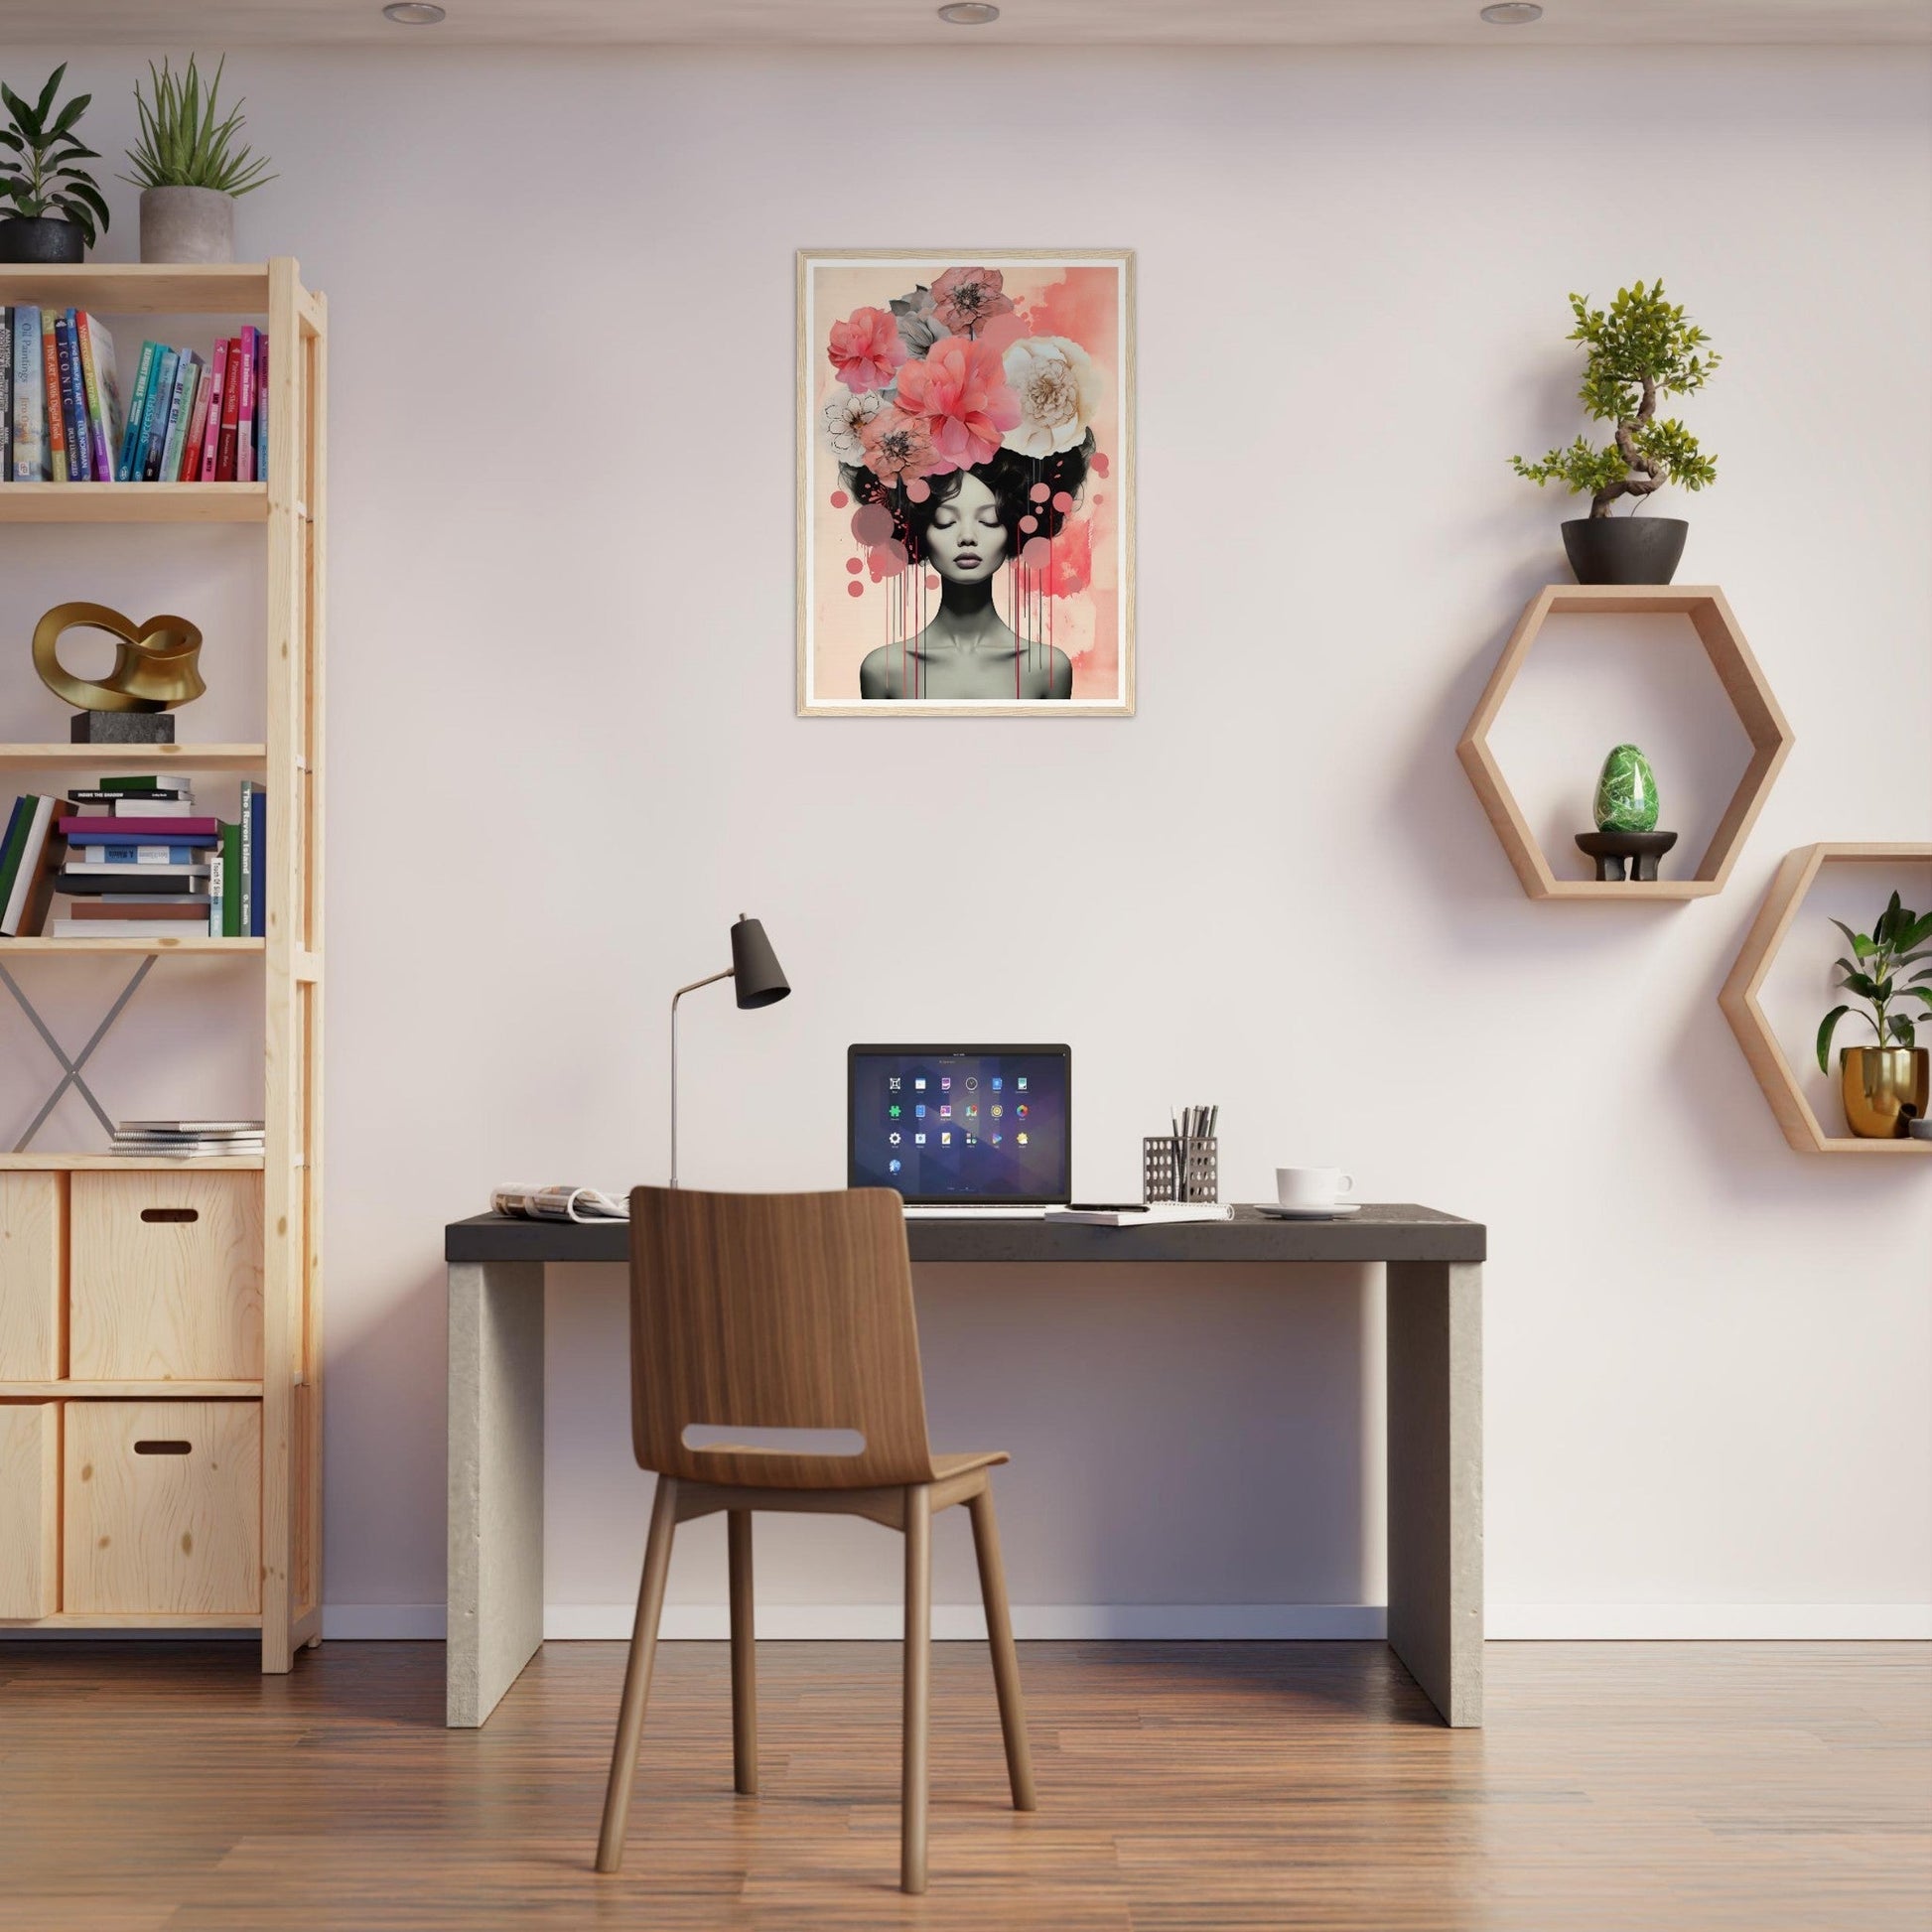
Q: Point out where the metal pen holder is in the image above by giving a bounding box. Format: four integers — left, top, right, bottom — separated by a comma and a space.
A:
1143, 1135, 1219, 1205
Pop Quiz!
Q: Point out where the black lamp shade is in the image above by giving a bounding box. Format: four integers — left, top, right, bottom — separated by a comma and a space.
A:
730, 915, 790, 1009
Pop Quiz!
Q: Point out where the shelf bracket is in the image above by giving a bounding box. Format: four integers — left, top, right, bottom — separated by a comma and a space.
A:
0, 955, 155, 1151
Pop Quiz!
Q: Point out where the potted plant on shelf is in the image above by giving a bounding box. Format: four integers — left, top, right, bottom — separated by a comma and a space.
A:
0, 65, 110, 264
1511, 281, 1719, 586
1817, 893, 1932, 1139
122, 56, 274, 265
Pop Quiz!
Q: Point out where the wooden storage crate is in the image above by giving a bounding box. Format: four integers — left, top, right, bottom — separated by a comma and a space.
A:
69, 1171, 263, 1382
0, 1402, 61, 1618
0, 1172, 66, 1380
64, 1401, 261, 1615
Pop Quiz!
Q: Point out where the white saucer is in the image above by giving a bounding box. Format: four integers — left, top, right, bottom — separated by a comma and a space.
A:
1250, 1201, 1361, 1220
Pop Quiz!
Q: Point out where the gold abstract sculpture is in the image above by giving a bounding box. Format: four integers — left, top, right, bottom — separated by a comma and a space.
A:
33, 601, 206, 714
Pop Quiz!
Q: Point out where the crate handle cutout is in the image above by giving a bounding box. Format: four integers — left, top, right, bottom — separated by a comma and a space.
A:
133, 1440, 193, 1455
681, 1425, 866, 1456
140, 1207, 200, 1224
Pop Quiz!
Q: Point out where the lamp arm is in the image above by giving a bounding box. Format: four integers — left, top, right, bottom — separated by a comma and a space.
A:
668, 968, 736, 1188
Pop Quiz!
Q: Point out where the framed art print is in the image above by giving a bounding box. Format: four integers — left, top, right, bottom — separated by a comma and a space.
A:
797, 250, 1135, 718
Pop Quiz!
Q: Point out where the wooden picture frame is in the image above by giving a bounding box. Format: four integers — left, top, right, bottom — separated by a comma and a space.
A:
797, 249, 1135, 718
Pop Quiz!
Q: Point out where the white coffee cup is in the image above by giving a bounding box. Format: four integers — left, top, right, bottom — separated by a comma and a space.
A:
1276, 1167, 1354, 1210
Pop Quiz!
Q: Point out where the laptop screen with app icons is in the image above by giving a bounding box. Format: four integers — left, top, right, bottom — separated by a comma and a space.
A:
848, 1044, 1071, 1204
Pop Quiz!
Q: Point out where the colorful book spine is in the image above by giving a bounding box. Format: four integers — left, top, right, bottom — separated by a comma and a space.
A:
235, 326, 258, 485
159, 352, 200, 484
216, 339, 242, 481
254, 333, 268, 479
118, 340, 159, 480
198, 340, 228, 480
12, 307, 44, 480
139, 347, 179, 483
219, 820, 241, 937
60, 816, 220, 839
56, 313, 89, 481
0, 307, 11, 478
1, 795, 60, 936
248, 785, 267, 938
179, 359, 212, 481
40, 312, 67, 483
76, 313, 120, 482
90, 844, 205, 865
238, 780, 255, 937
0, 797, 29, 906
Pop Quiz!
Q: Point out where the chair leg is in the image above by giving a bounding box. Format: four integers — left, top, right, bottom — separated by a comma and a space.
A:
967, 1484, 1037, 1812
901, 1483, 932, 1895
595, 1475, 679, 1874
728, 1508, 758, 1796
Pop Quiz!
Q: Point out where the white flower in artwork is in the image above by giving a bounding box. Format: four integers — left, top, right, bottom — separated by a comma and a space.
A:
1002, 336, 1103, 459
824, 387, 885, 462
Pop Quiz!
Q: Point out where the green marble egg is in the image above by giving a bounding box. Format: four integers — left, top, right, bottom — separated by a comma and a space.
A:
1594, 744, 1659, 833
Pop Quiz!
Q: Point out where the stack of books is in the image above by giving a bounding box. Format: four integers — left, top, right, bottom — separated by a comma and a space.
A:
111, 1119, 265, 1160
3, 308, 267, 484
0, 775, 268, 939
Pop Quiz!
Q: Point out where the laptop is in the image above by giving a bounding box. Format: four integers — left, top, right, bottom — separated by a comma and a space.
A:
848, 1044, 1071, 1217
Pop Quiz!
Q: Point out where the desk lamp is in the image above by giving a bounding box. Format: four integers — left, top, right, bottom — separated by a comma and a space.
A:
668, 915, 789, 1186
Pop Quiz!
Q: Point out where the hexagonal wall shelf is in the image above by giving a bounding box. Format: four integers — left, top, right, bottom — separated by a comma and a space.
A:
1456, 585, 1795, 900
1719, 842, 1932, 1157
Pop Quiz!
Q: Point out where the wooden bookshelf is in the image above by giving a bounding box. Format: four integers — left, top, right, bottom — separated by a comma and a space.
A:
0, 744, 268, 767
0, 260, 326, 1665
0, 483, 268, 523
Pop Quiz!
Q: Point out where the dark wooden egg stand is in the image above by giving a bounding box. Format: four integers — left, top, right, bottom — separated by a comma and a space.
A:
1575, 829, 1679, 883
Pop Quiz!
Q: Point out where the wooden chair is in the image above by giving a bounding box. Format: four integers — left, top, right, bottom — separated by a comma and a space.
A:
595, 1184, 1036, 1894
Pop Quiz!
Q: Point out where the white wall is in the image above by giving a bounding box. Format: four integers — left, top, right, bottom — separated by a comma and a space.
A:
4, 43, 1928, 1640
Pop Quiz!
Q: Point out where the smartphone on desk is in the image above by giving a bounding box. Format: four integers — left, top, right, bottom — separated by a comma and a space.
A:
1064, 1202, 1149, 1214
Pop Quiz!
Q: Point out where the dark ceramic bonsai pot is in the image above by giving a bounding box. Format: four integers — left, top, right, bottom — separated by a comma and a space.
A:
0, 215, 86, 264
1562, 516, 1688, 586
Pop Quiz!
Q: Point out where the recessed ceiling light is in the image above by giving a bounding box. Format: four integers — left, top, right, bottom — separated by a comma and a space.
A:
938, 2, 1001, 23
382, 2, 447, 22
1479, 2, 1543, 21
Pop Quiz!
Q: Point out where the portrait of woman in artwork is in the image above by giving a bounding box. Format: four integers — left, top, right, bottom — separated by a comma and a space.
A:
800, 255, 1133, 717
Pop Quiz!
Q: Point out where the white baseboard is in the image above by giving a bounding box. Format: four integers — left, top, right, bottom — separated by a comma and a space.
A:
309, 1601, 1932, 1643
1488, 1603, 1932, 1640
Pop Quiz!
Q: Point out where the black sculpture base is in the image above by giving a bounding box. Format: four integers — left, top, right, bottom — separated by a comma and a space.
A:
1576, 829, 1679, 882
69, 711, 175, 744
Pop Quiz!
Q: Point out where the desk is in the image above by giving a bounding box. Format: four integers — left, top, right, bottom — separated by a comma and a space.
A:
444, 1203, 1484, 1729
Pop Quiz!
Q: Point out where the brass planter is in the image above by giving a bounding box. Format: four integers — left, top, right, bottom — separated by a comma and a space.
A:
1840, 1045, 1930, 1139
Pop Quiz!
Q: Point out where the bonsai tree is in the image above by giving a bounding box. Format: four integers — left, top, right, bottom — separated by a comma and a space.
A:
0, 64, 110, 246
1817, 893, 1932, 1071
1512, 281, 1718, 518
122, 56, 276, 200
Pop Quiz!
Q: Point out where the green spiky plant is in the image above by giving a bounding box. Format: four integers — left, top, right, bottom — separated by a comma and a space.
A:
1816, 893, 1932, 1072
0, 65, 111, 246
122, 57, 275, 199
1512, 281, 1719, 518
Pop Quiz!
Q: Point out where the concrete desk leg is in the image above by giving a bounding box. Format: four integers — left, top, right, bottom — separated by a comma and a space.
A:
1386, 1260, 1483, 1726
448, 1260, 546, 1727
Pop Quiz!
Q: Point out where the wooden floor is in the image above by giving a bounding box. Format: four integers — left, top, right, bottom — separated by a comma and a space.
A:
0, 1639, 1925, 1930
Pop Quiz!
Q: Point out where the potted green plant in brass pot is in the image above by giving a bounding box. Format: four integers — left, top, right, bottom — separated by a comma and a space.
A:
1512, 281, 1719, 586
1817, 893, 1932, 1139
123, 56, 274, 265
0, 65, 110, 263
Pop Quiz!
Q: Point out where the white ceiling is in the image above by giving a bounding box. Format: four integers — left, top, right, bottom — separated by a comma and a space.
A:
8, 0, 1930, 48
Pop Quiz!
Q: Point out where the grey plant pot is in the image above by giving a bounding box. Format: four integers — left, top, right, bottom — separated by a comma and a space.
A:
139, 186, 236, 265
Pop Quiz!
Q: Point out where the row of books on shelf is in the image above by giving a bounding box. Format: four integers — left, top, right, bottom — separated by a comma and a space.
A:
0, 774, 267, 939
1, 307, 268, 484
112, 1119, 265, 1160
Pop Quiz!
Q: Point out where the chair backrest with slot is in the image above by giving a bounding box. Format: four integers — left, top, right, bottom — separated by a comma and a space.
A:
626, 1185, 938, 1490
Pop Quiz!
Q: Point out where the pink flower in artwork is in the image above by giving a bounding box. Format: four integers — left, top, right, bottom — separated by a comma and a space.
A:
930, 266, 1015, 338
826, 307, 907, 393
860, 404, 939, 484
896, 338, 1020, 474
